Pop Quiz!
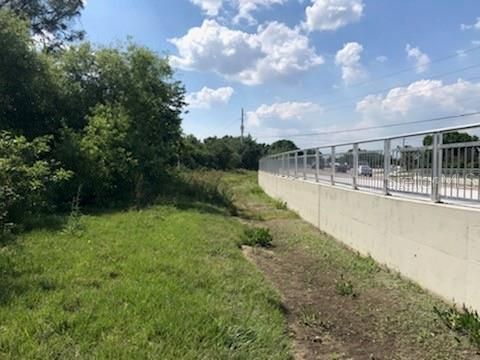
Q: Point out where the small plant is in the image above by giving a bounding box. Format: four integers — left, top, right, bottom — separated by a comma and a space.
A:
299, 307, 320, 327
62, 186, 85, 237
434, 305, 480, 348
273, 199, 287, 210
241, 227, 273, 248
335, 275, 357, 297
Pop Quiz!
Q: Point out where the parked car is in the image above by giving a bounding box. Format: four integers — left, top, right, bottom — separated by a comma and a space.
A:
358, 165, 373, 177
335, 163, 349, 173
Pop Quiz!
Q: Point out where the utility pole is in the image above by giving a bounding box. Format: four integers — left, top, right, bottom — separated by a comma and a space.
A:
240, 108, 245, 144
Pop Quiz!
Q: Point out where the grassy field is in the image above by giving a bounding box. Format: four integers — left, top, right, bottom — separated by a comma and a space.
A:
1, 170, 479, 359
0, 188, 290, 358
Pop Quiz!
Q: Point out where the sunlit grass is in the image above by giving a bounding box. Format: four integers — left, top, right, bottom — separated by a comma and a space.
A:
0, 204, 290, 359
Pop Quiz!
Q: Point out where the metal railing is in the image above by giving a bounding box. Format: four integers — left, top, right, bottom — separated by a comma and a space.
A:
259, 123, 480, 204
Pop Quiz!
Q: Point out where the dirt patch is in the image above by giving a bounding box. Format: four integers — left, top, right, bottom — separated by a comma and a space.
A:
247, 241, 480, 359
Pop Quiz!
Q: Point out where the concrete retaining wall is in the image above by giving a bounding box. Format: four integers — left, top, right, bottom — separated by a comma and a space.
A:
259, 171, 480, 311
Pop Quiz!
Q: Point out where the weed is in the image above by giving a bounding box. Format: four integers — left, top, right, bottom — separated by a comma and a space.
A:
241, 227, 273, 248
335, 275, 357, 297
434, 305, 480, 348
299, 307, 320, 327
273, 199, 288, 210
62, 186, 84, 237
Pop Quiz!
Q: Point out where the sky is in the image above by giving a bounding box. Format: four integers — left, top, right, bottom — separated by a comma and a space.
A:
80, 0, 480, 147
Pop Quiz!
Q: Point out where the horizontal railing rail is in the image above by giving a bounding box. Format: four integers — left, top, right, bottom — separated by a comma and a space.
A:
259, 123, 480, 204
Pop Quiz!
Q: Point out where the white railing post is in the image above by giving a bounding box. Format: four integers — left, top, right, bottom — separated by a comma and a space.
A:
303, 151, 307, 180
294, 152, 298, 178
331, 146, 336, 185
353, 143, 359, 190
431, 132, 442, 202
384, 139, 391, 195
315, 148, 320, 182
287, 153, 290, 177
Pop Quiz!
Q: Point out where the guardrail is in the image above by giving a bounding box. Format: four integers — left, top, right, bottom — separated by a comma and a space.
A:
259, 123, 480, 204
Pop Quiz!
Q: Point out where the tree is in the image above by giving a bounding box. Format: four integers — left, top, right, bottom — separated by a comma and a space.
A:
0, 0, 85, 50
423, 131, 479, 146
267, 139, 298, 155
423, 132, 480, 169
55, 42, 186, 200
0, 10, 61, 138
79, 104, 137, 204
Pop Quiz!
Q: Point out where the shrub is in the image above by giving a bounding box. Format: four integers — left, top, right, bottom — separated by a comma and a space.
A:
79, 104, 137, 204
0, 132, 72, 235
242, 227, 273, 248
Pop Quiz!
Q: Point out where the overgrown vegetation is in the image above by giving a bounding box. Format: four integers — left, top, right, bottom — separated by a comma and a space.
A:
434, 305, 480, 348
241, 227, 273, 248
0, 7, 299, 237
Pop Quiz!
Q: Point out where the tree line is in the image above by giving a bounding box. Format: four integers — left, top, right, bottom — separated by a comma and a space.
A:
0, 1, 298, 235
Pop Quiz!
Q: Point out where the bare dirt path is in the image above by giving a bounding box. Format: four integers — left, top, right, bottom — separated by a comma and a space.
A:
226, 171, 480, 360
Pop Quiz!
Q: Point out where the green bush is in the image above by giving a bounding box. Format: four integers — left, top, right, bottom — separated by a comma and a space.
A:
242, 228, 273, 248
0, 132, 72, 235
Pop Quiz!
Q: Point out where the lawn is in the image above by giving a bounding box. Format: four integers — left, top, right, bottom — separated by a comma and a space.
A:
0, 201, 290, 359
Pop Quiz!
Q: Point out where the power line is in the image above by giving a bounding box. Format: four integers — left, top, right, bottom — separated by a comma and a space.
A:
318, 63, 480, 111
343, 44, 480, 89
252, 111, 480, 139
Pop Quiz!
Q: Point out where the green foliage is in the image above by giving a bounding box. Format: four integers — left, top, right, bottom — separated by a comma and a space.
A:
267, 139, 298, 155
423, 131, 479, 146
434, 305, 480, 348
0, 11, 61, 138
0, 11, 187, 230
167, 171, 238, 216
335, 275, 357, 297
242, 227, 273, 248
272, 199, 288, 210
179, 134, 268, 171
0, 0, 85, 50
0, 132, 71, 235
61, 186, 84, 237
79, 104, 137, 203
56, 42, 186, 201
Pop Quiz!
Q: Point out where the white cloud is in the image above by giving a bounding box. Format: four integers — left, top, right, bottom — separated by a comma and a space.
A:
190, 0, 286, 24
461, 17, 480, 31
190, 0, 223, 16
247, 101, 322, 127
356, 79, 480, 122
234, 0, 286, 24
335, 42, 366, 84
376, 55, 388, 63
186, 86, 234, 109
472, 40, 480, 45
303, 0, 364, 32
170, 20, 324, 85
405, 44, 430, 73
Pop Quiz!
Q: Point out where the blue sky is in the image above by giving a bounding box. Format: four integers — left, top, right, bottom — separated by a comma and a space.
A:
81, 0, 480, 147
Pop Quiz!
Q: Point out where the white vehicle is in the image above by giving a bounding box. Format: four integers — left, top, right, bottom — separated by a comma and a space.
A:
358, 165, 373, 177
